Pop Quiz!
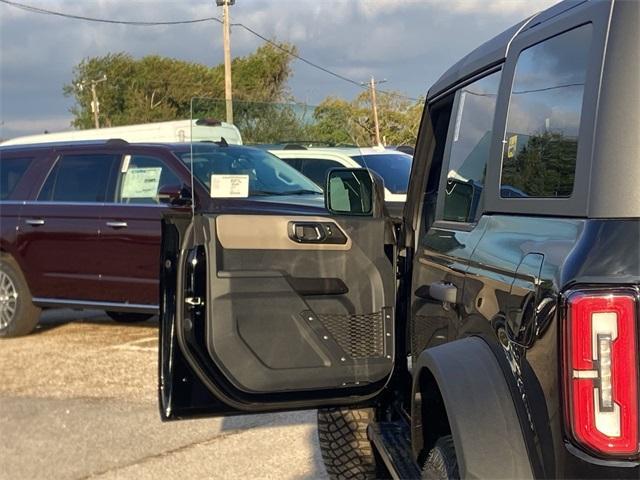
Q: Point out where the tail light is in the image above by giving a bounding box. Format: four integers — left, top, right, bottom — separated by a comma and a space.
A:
564, 290, 639, 457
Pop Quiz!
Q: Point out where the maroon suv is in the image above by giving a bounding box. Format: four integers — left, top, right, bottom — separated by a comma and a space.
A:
0, 139, 323, 336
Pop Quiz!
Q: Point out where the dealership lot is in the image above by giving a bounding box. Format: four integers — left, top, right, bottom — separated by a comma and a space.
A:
0, 310, 327, 479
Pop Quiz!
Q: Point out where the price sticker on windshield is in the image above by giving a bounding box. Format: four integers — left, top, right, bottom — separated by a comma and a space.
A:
210, 174, 249, 198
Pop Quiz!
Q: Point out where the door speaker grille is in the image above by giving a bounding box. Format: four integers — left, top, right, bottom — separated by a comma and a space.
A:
317, 312, 384, 359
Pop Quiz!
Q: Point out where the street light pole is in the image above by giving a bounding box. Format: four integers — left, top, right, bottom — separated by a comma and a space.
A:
217, 0, 235, 124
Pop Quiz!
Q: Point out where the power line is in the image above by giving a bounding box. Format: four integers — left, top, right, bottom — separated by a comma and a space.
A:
0, 0, 420, 101
231, 22, 362, 88
0, 0, 220, 25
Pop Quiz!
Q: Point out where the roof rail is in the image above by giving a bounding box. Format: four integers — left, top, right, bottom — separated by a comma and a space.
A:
283, 144, 307, 150
105, 138, 129, 145
196, 118, 222, 126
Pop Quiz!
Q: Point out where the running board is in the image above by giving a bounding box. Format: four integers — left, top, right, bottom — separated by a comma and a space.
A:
368, 421, 421, 480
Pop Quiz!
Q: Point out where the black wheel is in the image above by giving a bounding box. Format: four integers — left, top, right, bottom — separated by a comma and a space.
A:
421, 435, 459, 480
0, 256, 41, 337
317, 407, 378, 480
105, 311, 154, 323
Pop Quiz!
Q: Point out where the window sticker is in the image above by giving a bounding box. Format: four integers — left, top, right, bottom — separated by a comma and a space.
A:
121, 167, 162, 198
210, 174, 249, 198
121, 154, 131, 173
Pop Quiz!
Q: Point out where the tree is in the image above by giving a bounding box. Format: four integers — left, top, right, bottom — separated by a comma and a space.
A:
310, 91, 424, 147
64, 43, 297, 129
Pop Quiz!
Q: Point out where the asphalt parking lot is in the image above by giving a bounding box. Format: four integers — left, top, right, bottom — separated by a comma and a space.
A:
0, 310, 327, 480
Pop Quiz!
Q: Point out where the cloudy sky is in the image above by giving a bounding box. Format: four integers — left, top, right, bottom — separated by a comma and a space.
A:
0, 0, 556, 140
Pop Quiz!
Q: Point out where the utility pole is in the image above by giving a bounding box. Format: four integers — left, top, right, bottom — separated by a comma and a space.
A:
77, 75, 107, 129
217, 0, 235, 124
363, 76, 387, 146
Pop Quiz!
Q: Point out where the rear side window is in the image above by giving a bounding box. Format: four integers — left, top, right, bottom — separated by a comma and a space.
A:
0, 157, 33, 200
117, 155, 181, 204
442, 70, 501, 222
38, 154, 119, 202
500, 24, 593, 198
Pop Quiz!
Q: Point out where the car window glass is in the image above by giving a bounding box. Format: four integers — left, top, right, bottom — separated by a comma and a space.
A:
117, 155, 181, 205
174, 146, 322, 197
500, 24, 592, 198
350, 153, 412, 194
0, 157, 33, 200
299, 158, 344, 188
281, 158, 299, 170
420, 95, 455, 238
38, 154, 118, 203
442, 70, 501, 222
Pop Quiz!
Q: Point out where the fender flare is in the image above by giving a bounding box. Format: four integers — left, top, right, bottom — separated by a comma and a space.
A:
412, 336, 534, 479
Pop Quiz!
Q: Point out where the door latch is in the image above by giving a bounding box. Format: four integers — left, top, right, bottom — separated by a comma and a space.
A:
185, 296, 204, 307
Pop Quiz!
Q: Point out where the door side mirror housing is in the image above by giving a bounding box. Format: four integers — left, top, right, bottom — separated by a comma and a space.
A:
157, 184, 192, 206
325, 168, 385, 217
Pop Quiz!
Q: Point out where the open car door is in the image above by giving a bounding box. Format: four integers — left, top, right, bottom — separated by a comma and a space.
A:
159, 164, 397, 419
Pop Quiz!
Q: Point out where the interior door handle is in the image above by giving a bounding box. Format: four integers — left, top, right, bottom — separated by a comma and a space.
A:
291, 222, 326, 243
106, 221, 128, 229
25, 219, 45, 226
415, 282, 457, 304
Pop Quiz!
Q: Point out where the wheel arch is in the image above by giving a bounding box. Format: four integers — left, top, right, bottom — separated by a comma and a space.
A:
411, 336, 534, 479
0, 249, 33, 294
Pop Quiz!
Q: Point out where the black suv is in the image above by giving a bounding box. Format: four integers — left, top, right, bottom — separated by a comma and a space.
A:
158, 1, 639, 478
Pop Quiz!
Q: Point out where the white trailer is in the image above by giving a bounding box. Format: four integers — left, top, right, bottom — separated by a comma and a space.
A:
0, 119, 243, 146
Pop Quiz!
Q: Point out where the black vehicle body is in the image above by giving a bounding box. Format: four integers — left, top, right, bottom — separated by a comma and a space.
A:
159, 1, 639, 478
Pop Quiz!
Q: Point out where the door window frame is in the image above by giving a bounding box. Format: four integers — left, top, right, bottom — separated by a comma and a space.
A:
432, 66, 503, 231
483, 1, 611, 217
114, 153, 183, 206
35, 150, 120, 204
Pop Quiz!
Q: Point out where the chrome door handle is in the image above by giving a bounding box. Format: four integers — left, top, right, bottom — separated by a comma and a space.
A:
106, 221, 128, 229
25, 219, 45, 226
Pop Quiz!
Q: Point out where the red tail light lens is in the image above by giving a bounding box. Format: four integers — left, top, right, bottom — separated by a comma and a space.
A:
564, 291, 639, 457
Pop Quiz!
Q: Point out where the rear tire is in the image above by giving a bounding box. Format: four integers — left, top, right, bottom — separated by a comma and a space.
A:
0, 256, 41, 337
317, 407, 378, 480
421, 435, 459, 480
105, 311, 154, 323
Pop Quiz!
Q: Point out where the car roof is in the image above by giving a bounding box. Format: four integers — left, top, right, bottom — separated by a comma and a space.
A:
308, 147, 413, 157
269, 149, 357, 163
0, 139, 258, 154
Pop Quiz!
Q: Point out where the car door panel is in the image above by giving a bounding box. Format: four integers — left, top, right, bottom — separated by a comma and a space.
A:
97, 152, 189, 307
410, 220, 488, 356
161, 208, 395, 417
96, 205, 161, 305
19, 204, 105, 301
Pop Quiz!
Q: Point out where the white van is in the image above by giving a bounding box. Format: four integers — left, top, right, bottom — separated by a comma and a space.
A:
0, 119, 243, 146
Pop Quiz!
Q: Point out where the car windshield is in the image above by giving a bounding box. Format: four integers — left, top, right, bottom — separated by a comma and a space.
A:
350, 153, 412, 194
173, 145, 323, 197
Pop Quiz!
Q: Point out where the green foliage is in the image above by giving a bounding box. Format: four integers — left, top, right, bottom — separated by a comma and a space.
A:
310, 91, 424, 147
65, 41, 424, 147
64, 43, 296, 129
501, 131, 578, 196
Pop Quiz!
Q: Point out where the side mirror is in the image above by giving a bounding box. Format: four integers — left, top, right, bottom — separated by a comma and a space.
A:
157, 184, 192, 206
325, 168, 375, 216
